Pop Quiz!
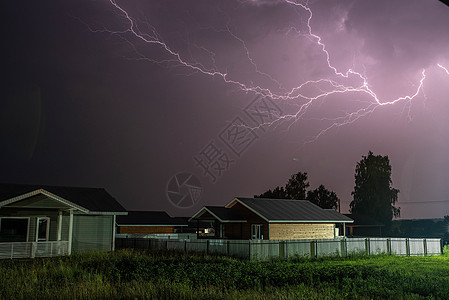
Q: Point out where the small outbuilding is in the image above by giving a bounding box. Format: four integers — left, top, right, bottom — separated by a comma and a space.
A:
116, 211, 188, 234
190, 197, 353, 240
0, 183, 127, 258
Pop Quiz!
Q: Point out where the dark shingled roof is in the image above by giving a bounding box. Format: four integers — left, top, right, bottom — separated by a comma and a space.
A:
0, 183, 126, 213
116, 211, 188, 226
204, 206, 246, 221
236, 197, 353, 222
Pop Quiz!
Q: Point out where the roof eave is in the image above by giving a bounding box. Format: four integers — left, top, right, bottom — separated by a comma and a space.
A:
116, 224, 188, 226
268, 220, 354, 223
87, 211, 128, 215
0, 189, 90, 213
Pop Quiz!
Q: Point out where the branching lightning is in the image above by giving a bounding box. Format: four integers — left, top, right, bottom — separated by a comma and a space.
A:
100, 0, 446, 142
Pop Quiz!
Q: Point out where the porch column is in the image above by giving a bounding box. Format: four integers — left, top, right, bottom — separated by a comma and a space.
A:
57, 211, 62, 241
112, 215, 116, 251
196, 220, 199, 239
68, 209, 74, 255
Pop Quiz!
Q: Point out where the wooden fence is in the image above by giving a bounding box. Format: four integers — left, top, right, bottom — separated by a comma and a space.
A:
0, 241, 69, 259
116, 237, 441, 261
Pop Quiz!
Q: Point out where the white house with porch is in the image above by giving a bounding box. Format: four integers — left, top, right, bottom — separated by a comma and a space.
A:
0, 183, 127, 259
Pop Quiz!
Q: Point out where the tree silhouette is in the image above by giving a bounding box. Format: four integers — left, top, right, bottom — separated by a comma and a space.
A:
306, 184, 339, 210
255, 171, 309, 200
350, 151, 400, 225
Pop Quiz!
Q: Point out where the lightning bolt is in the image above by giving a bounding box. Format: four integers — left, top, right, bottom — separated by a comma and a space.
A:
99, 0, 446, 141
438, 64, 449, 75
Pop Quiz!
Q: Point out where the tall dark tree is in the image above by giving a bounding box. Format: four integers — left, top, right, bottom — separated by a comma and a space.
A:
285, 171, 309, 200
350, 151, 400, 225
255, 171, 309, 199
306, 184, 339, 210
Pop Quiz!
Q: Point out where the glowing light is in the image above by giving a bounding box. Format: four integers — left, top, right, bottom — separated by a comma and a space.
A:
100, 0, 447, 141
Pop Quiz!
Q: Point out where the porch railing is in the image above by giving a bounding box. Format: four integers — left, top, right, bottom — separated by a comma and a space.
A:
0, 241, 69, 259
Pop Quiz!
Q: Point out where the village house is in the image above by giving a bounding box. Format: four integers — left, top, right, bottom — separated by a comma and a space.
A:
189, 197, 353, 240
0, 183, 127, 258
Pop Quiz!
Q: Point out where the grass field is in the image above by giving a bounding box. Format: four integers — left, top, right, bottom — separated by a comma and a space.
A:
1, 249, 449, 299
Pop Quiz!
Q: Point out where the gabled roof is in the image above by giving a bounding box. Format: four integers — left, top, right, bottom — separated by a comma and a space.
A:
189, 206, 246, 223
116, 211, 188, 226
226, 197, 353, 223
0, 183, 127, 214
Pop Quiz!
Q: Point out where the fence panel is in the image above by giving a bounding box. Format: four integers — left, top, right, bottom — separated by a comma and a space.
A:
228, 240, 250, 258
250, 240, 279, 261
346, 238, 367, 255
369, 238, 389, 255
208, 240, 227, 255
390, 238, 407, 255
317, 239, 341, 257
167, 240, 185, 251
285, 240, 312, 259
409, 239, 425, 256
186, 240, 208, 252
426, 239, 441, 255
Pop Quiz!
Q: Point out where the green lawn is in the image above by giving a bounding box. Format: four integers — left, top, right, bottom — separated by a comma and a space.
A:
1, 249, 449, 299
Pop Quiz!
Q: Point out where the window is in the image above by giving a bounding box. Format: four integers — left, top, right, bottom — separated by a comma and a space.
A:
36, 217, 50, 242
0, 218, 29, 242
251, 224, 263, 239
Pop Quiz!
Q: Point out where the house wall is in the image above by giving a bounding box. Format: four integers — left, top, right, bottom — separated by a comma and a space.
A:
0, 208, 60, 242
118, 226, 175, 234
71, 214, 114, 252
269, 223, 335, 240
224, 223, 243, 239
230, 202, 269, 239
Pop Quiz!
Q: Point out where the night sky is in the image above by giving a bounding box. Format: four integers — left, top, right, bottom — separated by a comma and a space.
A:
2, 0, 449, 219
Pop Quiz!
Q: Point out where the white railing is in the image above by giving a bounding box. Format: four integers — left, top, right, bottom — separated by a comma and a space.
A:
0, 241, 69, 259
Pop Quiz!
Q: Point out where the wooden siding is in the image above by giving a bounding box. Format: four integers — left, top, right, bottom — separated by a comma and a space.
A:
269, 223, 335, 240
230, 202, 269, 239
223, 223, 243, 239
72, 215, 113, 252
118, 226, 175, 234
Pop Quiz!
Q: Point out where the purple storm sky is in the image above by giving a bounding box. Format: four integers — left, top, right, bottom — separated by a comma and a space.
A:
1, 0, 449, 219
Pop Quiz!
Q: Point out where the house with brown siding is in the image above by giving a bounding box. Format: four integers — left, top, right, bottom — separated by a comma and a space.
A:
116, 211, 188, 235
190, 197, 353, 240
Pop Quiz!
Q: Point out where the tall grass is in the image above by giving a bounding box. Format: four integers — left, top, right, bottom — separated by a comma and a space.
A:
0, 249, 448, 299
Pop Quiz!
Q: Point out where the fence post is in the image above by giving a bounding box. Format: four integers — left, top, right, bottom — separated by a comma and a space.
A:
166, 239, 169, 251
406, 238, 410, 256
50, 242, 53, 257
423, 239, 427, 256
184, 240, 187, 253
227, 240, 230, 256
30, 242, 35, 259
387, 238, 391, 255
206, 240, 210, 255
248, 240, 251, 260
279, 241, 285, 260
11, 244, 14, 259
365, 238, 370, 255
310, 240, 315, 259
